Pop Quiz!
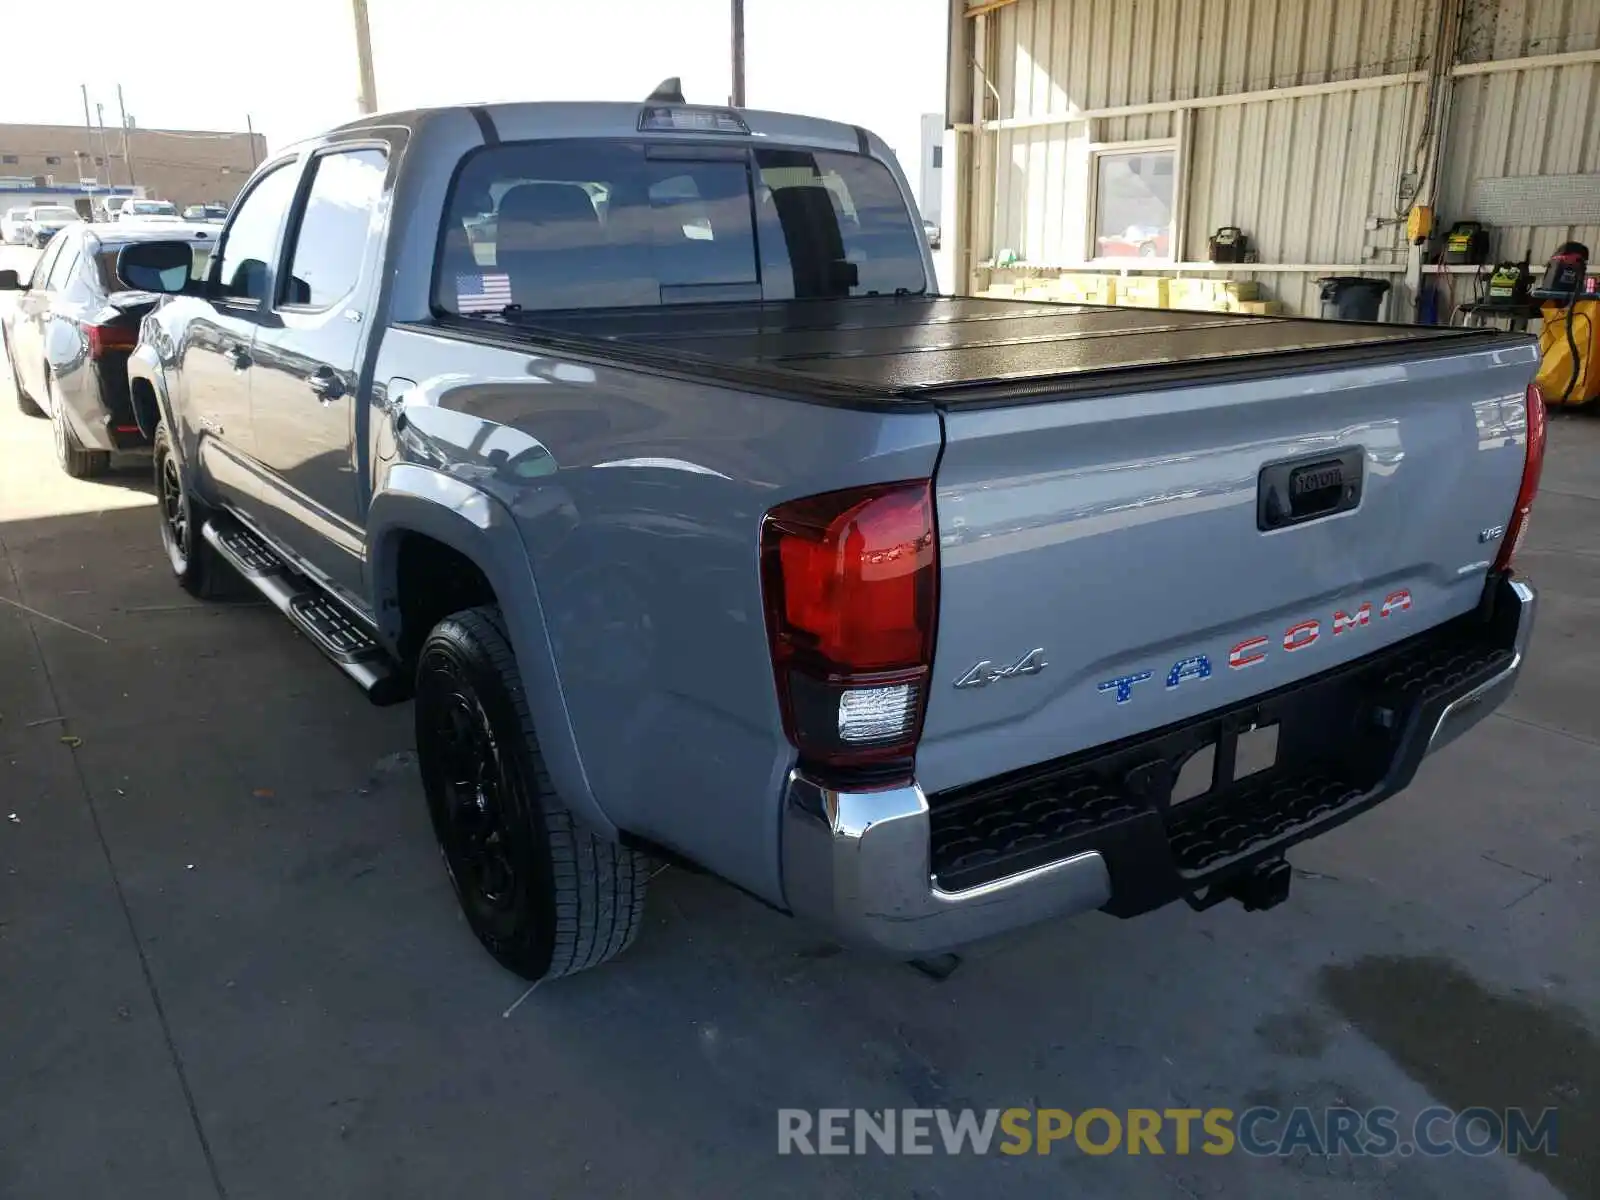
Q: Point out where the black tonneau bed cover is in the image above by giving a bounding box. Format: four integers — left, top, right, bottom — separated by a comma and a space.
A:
448, 296, 1524, 409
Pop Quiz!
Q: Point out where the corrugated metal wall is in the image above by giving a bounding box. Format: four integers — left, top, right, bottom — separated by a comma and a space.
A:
989, 0, 1436, 119
967, 0, 1600, 316
1443, 0, 1600, 264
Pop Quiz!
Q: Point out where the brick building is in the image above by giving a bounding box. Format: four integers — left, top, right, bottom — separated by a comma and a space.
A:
0, 122, 266, 208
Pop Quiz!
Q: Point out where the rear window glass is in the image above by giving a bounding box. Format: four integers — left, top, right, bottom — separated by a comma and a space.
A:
94, 243, 213, 291
434, 139, 925, 315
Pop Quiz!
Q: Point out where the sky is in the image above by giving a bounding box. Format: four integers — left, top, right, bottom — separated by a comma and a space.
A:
0, 0, 948, 174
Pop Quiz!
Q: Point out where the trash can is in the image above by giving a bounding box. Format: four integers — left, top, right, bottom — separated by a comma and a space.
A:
1317, 276, 1392, 321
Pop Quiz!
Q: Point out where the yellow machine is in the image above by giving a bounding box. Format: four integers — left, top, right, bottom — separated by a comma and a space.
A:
1537, 297, 1599, 406
1407, 205, 1434, 244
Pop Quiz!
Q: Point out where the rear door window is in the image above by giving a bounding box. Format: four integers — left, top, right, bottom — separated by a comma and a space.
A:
30, 237, 64, 289
434, 138, 925, 315
47, 243, 81, 291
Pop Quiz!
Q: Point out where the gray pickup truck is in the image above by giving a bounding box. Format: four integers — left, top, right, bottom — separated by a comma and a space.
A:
120, 92, 1544, 983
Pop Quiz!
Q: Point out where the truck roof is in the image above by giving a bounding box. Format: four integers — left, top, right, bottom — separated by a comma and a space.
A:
325, 101, 869, 156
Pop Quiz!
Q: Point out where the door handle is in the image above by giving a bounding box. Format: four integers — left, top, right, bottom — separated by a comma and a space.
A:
225, 343, 251, 370
307, 369, 345, 402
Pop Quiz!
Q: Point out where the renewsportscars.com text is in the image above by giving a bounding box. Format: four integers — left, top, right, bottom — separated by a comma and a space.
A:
777, 1106, 1557, 1158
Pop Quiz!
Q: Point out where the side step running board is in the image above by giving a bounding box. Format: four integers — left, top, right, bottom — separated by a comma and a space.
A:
202, 517, 410, 706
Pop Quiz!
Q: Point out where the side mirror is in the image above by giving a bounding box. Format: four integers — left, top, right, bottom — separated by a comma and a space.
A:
0, 269, 21, 291
116, 240, 194, 294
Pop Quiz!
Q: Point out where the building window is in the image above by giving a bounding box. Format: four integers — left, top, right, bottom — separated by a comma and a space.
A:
931, 145, 943, 169
45, 155, 61, 166
95, 156, 105, 166
1090, 144, 1177, 261
1, 155, 17, 165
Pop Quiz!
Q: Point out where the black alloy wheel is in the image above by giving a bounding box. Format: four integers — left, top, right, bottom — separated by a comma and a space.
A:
152, 423, 230, 597
422, 683, 524, 928
415, 607, 648, 982
158, 444, 190, 575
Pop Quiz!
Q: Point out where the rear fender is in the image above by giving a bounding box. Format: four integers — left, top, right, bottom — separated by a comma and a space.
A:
366, 464, 611, 837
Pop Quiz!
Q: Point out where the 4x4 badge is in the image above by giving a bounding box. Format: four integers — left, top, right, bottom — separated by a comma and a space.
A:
954, 647, 1047, 689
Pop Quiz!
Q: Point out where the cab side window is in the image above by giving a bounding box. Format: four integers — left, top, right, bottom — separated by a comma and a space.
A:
280, 147, 387, 309
215, 163, 300, 303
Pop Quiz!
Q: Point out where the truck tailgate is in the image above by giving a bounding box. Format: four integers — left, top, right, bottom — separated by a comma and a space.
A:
916, 340, 1540, 795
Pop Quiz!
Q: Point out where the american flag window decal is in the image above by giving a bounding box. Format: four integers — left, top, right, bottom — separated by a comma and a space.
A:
456, 271, 512, 314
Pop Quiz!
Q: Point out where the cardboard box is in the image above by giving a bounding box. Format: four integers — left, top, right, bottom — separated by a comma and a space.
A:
1118, 277, 1171, 309
1168, 279, 1224, 310
1048, 273, 1118, 305
1169, 278, 1262, 309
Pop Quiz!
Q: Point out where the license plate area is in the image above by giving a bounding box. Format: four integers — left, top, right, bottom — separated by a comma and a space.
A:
1171, 722, 1280, 805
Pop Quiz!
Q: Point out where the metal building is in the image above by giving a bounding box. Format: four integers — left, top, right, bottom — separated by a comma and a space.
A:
942, 0, 1600, 317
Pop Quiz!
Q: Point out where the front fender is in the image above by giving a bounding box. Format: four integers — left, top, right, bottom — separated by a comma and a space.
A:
366, 464, 610, 837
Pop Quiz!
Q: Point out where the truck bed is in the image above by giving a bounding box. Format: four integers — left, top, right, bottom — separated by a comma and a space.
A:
484, 295, 1523, 408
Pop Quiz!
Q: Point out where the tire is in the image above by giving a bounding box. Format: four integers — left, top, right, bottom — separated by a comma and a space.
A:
415, 606, 649, 982
154, 422, 235, 599
48, 369, 111, 479
2, 329, 43, 417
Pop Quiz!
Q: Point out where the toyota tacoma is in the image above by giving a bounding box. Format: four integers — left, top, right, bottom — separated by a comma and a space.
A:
122, 89, 1543, 982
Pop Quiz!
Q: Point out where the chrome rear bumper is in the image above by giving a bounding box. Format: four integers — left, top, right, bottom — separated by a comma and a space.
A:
780, 578, 1535, 957
780, 773, 1111, 956
1425, 578, 1535, 754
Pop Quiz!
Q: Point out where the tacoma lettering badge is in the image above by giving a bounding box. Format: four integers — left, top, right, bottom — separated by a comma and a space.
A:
1097, 590, 1412, 705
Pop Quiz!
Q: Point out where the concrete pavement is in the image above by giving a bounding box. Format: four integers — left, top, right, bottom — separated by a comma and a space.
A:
0, 247, 1595, 1198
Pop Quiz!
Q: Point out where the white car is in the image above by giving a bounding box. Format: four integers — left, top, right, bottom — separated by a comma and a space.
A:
20, 205, 83, 247
116, 199, 183, 223
2, 206, 32, 245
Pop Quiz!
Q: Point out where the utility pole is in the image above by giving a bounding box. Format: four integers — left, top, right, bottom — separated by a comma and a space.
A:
116, 83, 136, 187
246, 114, 260, 167
80, 84, 96, 185
95, 103, 111, 189
352, 0, 379, 115
730, 0, 745, 107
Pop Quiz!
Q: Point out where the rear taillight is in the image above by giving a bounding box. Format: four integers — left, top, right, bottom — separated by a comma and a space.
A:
86, 324, 137, 359
1492, 383, 1547, 574
760, 480, 938, 779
